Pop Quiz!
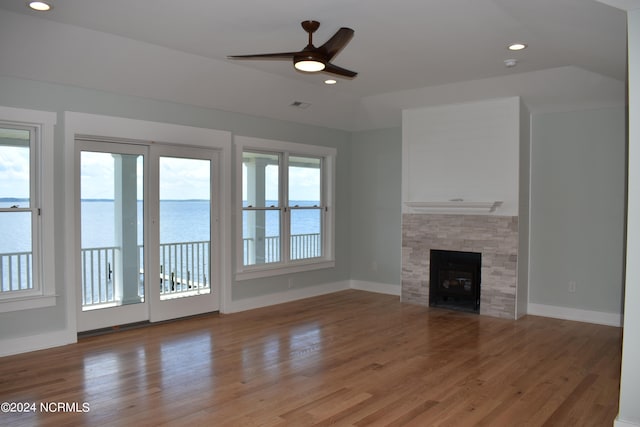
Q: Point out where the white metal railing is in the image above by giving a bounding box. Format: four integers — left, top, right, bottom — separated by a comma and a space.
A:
291, 233, 321, 260
80, 240, 210, 308
159, 240, 210, 298
243, 233, 321, 265
0, 251, 33, 293
81, 246, 119, 307
5, 233, 317, 301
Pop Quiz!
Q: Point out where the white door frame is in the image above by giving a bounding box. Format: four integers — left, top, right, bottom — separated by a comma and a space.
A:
64, 112, 232, 335
75, 140, 150, 332
148, 145, 221, 322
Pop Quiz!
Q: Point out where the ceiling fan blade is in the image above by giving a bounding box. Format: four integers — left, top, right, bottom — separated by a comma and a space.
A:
319, 27, 354, 60
227, 52, 298, 60
324, 62, 357, 78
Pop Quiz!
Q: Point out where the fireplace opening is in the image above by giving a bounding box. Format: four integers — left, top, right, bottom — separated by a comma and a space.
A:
429, 250, 481, 314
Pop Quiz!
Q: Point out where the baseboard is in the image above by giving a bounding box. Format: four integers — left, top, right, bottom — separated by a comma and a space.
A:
0, 328, 76, 358
350, 280, 401, 296
227, 280, 350, 313
527, 303, 623, 327
615, 416, 640, 427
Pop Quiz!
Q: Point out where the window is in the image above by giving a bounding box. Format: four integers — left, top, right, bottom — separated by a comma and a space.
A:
236, 136, 335, 279
0, 106, 56, 312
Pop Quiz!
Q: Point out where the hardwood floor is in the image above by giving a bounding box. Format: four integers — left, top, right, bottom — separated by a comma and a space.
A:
0, 290, 622, 426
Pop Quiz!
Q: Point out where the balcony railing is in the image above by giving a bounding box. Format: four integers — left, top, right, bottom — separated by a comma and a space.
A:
159, 241, 210, 298
81, 246, 119, 307
80, 240, 210, 309
2, 233, 319, 303
0, 251, 33, 293
243, 233, 321, 265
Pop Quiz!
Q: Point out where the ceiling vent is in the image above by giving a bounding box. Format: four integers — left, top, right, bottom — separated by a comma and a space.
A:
290, 101, 311, 109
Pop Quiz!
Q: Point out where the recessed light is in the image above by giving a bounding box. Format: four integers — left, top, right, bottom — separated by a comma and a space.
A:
508, 43, 527, 51
324, 79, 337, 85
28, 1, 53, 11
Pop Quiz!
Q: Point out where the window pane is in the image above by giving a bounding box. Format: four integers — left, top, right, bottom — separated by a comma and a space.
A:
0, 127, 31, 207
288, 155, 320, 206
243, 151, 279, 208
289, 156, 322, 261
290, 208, 322, 260
0, 211, 33, 292
243, 209, 280, 265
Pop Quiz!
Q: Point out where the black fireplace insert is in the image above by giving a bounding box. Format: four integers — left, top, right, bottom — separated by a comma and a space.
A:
429, 249, 481, 313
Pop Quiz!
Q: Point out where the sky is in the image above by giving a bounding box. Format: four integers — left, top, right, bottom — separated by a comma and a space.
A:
80, 152, 211, 200
1, 145, 320, 201
0, 145, 30, 200
242, 164, 320, 202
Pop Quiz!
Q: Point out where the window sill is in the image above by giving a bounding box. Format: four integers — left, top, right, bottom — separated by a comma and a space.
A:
0, 294, 58, 313
235, 259, 335, 281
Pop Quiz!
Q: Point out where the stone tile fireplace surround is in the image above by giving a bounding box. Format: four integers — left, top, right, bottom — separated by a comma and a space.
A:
401, 213, 519, 319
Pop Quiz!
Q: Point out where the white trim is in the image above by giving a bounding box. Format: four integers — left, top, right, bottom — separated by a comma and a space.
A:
234, 135, 337, 279
234, 135, 337, 158
0, 295, 57, 313
0, 329, 76, 358
235, 260, 335, 281
64, 111, 233, 328
0, 105, 57, 313
226, 281, 349, 313
350, 280, 401, 296
614, 417, 640, 427
0, 105, 56, 125
527, 303, 623, 327
404, 201, 503, 214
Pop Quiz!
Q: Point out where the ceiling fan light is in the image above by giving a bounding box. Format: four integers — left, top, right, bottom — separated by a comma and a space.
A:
28, 1, 53, 11
294, 59, 326, 72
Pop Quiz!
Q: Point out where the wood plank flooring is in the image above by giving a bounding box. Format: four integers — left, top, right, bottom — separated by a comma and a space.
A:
0, 290, 622, 426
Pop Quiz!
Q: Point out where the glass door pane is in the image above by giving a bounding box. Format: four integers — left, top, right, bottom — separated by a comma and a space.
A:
159, 156, 211, 300
80, 150, 145, 313
149, 146, 219, 323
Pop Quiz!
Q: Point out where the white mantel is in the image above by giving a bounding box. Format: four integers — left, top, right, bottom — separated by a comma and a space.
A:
404, 200, 503, 214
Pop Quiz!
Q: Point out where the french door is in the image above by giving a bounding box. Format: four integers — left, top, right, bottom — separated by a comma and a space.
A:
76, 140, 220, 332
149, 145, 220, 322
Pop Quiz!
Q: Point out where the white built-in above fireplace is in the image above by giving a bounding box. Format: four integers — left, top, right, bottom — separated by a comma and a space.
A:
401, 96, 530, 319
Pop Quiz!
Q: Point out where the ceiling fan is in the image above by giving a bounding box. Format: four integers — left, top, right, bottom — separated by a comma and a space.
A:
228, 20, 357, 78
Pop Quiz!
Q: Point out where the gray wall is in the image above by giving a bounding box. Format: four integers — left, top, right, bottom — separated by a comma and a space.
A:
0, 73, 627, 347
529, 107, 626, 314
349, 128, 402, 286
0, 75, 351, 341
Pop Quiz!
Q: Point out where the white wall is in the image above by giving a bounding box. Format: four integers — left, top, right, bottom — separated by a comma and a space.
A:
516, 99, 531, 318
402, 97, 521, 215
617, 7, 640, 427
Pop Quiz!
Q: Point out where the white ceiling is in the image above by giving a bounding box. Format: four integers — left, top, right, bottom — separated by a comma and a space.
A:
0, 0, 634, 130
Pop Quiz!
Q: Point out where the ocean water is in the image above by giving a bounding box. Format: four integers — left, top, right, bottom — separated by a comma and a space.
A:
0, 199, 321, 253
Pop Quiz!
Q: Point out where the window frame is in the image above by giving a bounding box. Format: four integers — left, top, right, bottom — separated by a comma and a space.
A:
235, 136, 336, 280
0, 106, 57, 313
